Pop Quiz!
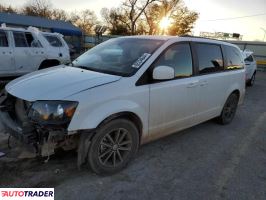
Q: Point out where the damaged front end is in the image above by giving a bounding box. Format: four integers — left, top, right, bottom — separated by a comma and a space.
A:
0, 90, 79, 158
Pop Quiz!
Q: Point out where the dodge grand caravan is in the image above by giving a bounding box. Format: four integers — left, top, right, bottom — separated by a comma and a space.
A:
0, 36, 245, 174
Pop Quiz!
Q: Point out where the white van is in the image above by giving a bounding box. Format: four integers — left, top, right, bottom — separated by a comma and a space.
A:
0, 25, 70, 78
0, 36, 245, 174
242, 50, 257, 86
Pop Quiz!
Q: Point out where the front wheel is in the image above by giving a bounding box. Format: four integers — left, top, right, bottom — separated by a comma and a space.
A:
87, 119, 139, 175
217, 93, 239, 125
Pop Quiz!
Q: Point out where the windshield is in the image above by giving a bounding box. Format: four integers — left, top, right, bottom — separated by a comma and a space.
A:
72, 38, 164, 76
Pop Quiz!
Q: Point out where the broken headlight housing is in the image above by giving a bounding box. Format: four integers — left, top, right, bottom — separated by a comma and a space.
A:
28, 101, 78, 126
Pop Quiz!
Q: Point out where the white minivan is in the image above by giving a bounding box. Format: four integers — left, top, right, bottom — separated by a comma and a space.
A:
0, 25, 70, 78
0, 36, 245, 174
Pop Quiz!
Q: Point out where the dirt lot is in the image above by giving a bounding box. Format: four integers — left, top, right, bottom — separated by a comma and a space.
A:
1, 72, 266, 200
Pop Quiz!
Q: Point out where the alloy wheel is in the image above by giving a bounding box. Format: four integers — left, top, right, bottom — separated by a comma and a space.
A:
98, 128, 132, 168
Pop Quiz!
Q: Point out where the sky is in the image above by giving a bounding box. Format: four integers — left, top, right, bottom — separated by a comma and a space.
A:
1, 0, 266, 41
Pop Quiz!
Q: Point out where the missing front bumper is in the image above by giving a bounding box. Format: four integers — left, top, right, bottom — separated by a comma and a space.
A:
0, 111, 35, 144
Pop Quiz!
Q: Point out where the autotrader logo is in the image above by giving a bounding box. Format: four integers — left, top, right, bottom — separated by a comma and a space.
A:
0, 188, 54, 200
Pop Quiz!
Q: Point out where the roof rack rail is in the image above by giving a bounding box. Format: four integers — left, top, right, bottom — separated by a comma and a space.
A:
179, 34, 221, 42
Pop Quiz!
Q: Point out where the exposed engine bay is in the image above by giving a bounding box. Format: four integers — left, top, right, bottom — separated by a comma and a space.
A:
0, 91, 79, 158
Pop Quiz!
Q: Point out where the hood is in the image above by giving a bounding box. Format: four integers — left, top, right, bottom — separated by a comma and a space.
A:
6, 65, 121, 101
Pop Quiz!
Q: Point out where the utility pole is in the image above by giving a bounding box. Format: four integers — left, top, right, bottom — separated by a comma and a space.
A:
261, 28, 266, 42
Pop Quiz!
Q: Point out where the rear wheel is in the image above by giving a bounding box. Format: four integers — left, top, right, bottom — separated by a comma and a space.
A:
87, 119, 139, 175
247, 72, 256, 87
217, 93, 239, 125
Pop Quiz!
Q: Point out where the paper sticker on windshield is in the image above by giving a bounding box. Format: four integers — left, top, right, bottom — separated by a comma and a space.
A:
132, 53, 151, 68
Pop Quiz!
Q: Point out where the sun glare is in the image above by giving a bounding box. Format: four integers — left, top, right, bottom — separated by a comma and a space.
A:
159, 17, 172, 30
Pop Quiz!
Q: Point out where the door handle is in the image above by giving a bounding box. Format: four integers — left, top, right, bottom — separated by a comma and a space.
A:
187, 82, 198, 88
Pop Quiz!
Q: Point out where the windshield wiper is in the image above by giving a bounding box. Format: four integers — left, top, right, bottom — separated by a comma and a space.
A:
73, 65, 126, 77
73, 65, 90, 70
73, 65, 110, 74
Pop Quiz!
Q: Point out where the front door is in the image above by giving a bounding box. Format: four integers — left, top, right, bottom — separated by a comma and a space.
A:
148, 43, 199, 141
0, 30, 14, 73
12, 31, 44, 74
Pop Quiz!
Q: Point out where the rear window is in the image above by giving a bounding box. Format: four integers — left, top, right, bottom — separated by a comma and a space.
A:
44, 35, 63, 47
195, 43, 224, 74
0, 31, 8, 47
224, 46, 244, 70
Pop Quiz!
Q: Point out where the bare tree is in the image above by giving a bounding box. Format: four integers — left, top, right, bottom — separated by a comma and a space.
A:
0, 4, 17, 13
168, 6, 198, 35
143, 3, 161, 35
51, 9, 68, 21
22, 0, 53, 18
70, 9, 98, 34
101, 8, 130, 35
142, 0, 198, 35
122, 0, 157, 35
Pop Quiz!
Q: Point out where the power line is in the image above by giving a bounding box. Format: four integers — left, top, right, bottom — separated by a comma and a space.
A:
201, 13, 266, 22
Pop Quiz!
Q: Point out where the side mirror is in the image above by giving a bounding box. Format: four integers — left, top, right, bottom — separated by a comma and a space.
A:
153, 66, 175, 80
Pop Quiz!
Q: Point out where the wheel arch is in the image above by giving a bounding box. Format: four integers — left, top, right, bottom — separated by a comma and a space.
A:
76, 111, 144, 167
97, 111, 143, 142
231, 89, 240, 100
39, 59, 60, 70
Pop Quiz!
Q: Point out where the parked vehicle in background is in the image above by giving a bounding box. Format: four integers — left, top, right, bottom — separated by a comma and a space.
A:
242, 50, 257, 86
0, 36, 245, 175
0, 24, 70, 78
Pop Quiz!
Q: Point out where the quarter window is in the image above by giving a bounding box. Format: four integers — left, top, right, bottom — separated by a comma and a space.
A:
153, 43, 193, 78
44, 35, 63, 47
195, 43, 224, 74
0, 31, 8, 47
224, 46, 244, 70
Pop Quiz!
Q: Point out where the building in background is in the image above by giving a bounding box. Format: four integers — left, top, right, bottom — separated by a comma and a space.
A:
0, 12, 82, 53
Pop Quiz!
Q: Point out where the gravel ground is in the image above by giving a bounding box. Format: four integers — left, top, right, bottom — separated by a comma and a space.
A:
0, 72, 266, 200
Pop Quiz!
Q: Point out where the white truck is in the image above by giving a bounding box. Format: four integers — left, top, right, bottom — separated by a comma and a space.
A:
0, 24, 70, 78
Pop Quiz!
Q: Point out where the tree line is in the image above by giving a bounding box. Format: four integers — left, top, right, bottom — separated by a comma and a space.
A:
0, 0, 198, 36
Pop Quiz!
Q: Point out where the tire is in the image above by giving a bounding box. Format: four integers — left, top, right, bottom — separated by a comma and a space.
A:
87, 119, 139, 175
247, 73, 256, 87
217, 93, 239, 125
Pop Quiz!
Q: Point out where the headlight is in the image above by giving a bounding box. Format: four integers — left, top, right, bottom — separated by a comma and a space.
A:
28, 101, 78, 126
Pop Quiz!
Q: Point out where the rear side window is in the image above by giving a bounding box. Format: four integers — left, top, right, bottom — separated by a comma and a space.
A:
13, 31, 41, 48
195, 43, 224, 74
153, 43, 193, 78
0, 31, 8, 47
13, 32, 28, 47
25, 32, 34, 46
224, 46, 244, 70
44, 35, 63, 47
